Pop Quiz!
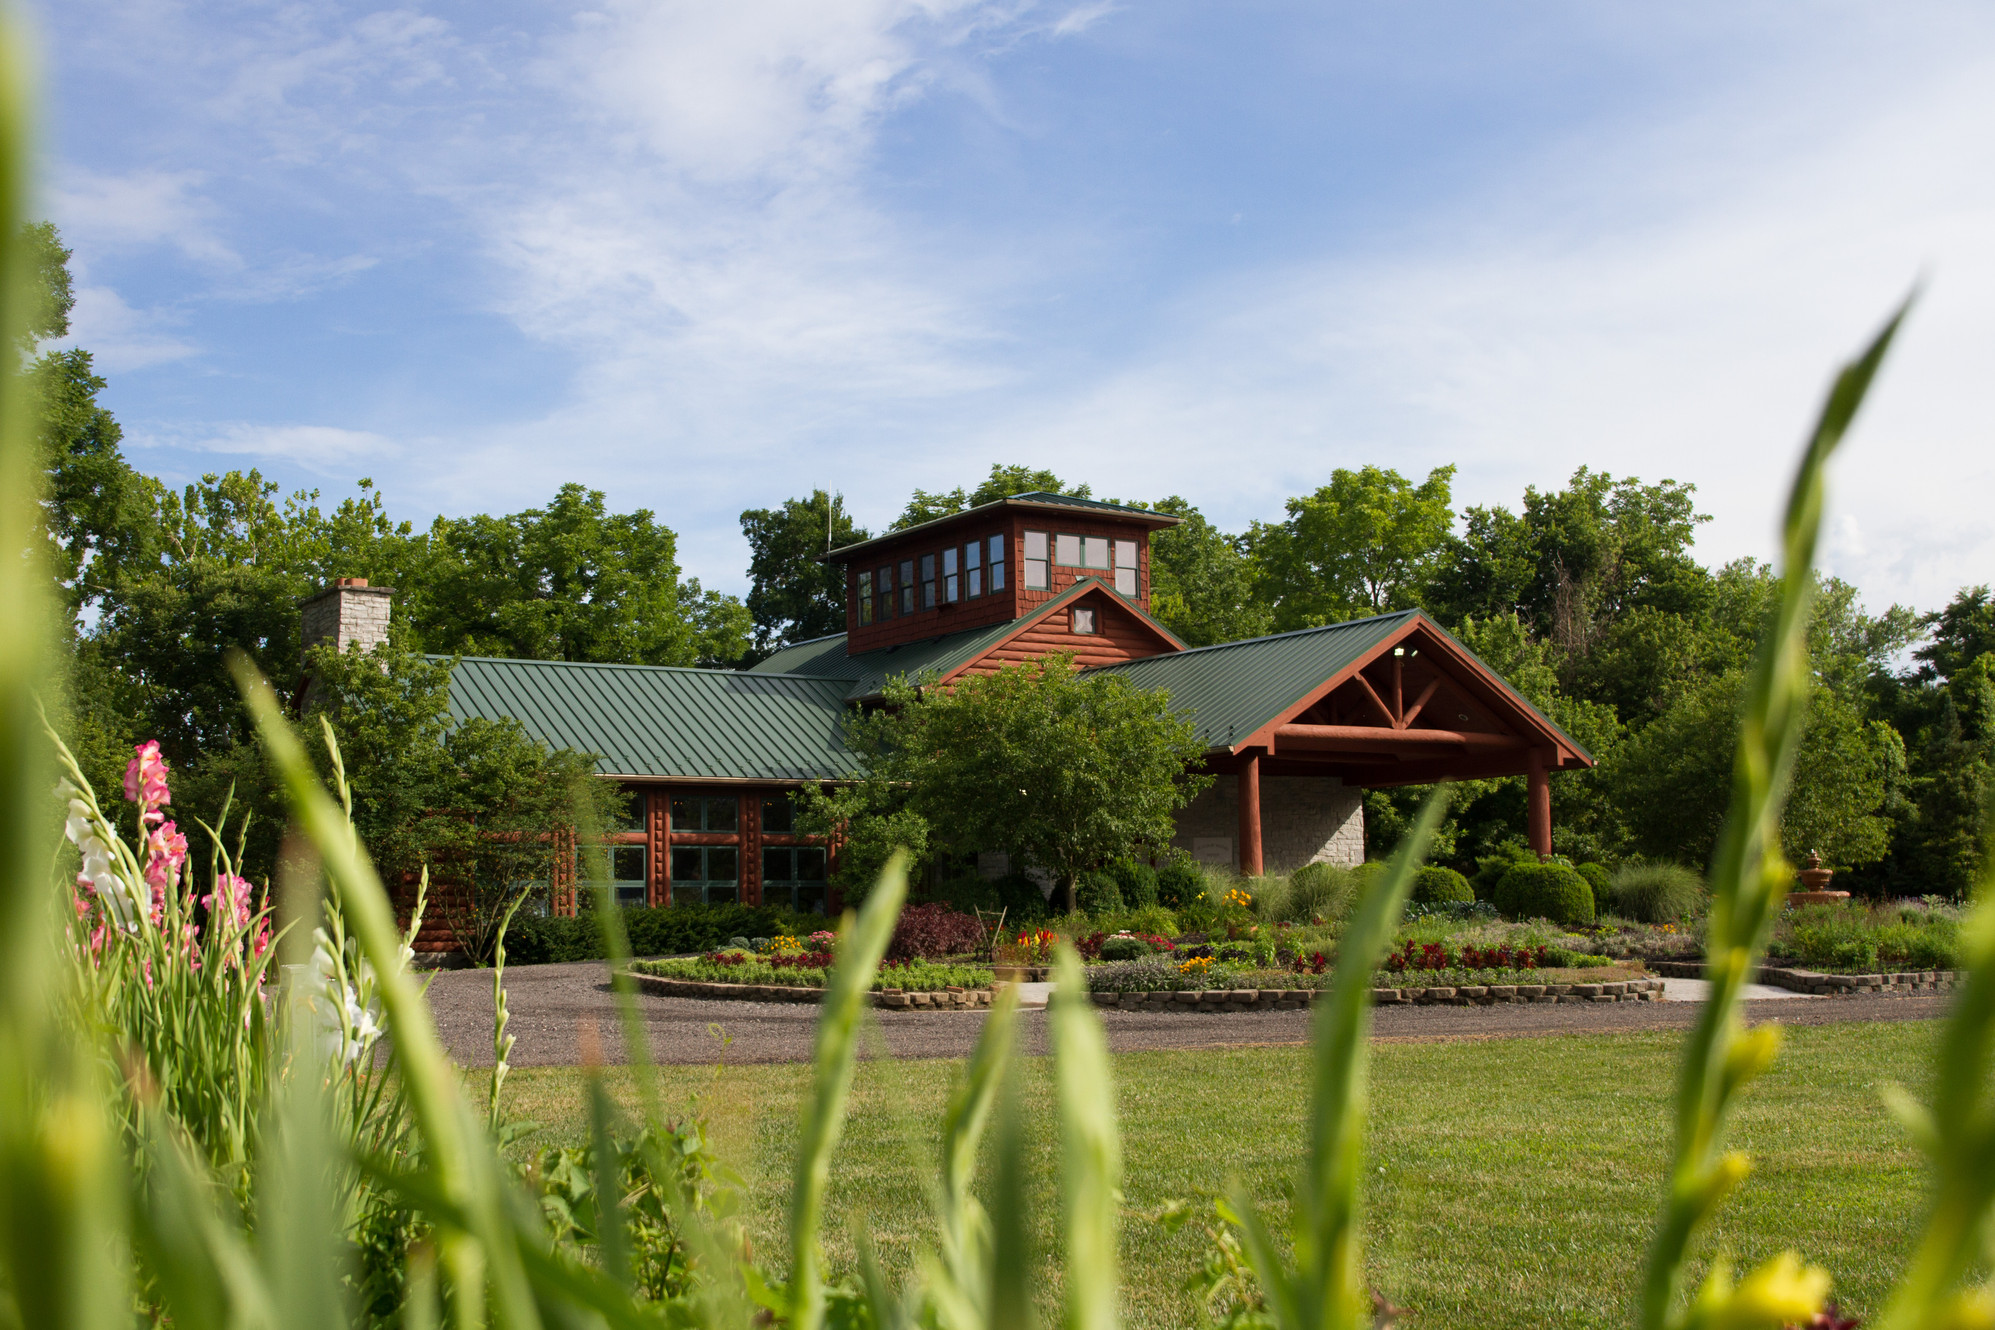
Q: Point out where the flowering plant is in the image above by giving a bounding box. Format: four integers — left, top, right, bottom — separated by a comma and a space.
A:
1178, 955, 1214, 976
1381, 939, 1553, 974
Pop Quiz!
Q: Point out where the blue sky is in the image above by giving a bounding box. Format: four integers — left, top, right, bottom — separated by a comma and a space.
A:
33, 1, 1995, 613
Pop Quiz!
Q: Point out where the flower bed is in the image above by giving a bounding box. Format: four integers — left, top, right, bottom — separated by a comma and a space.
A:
630, 951, 988, 993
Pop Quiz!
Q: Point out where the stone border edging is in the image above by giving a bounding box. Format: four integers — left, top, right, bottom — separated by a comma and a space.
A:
625, 971, 995, 1009
1087, 978, 1668, 1012
1647, 959, 1960, 996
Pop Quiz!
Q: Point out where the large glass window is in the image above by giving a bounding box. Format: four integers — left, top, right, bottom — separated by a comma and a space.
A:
920, 553, 937, 609
942, 547, 959, 603
1083, 536, 1110, 570
671, 846, 738, 905
670, 793, 738, 832
858, 569, 874, 625
899, 560, 916, 615
762, 846, 828, 915
1054, 533, 1082, 567
1023, 531, 1048, 589
579, 844, 649, 908
1114, 539, 1138, 596
877, 565, 895, 620
612, 789, 646, 832
989, 534, 1007, 591
965, 540, 982, 598
761, 794, 794, 833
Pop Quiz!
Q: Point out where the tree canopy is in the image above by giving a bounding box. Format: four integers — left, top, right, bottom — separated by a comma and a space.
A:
739, 490, 867, 654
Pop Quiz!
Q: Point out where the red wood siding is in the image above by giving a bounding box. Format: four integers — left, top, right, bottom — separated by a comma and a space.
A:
953, 592, 1173, 678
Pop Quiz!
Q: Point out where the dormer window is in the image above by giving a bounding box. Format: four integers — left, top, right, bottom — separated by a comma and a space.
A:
965, 539, 982, 597
989, 534, 1008, 590
877, 565, 895, 620
1072, 607, 1098, 634
920, 553, 937, 609
1054, 534, 1110, 571
858, 569, 874, 625
943, 547, 959, 603
899, 560, 915, 616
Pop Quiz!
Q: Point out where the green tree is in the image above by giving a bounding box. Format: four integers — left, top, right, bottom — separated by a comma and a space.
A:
1611, 671, 1896, 871
834, 655, 1209, 911
1143, 496, 1270, 647
1246, 465, 1456, 631
410, 482, 749, 666
739, 491, 867, 653
892, 463, 1090, 531
1914, 585, 1995, 683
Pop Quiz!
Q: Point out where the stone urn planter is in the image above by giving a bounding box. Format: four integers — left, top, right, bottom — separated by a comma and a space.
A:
1786, 850, 1851, 907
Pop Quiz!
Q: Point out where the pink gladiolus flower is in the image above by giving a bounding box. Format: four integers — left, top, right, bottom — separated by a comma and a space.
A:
204, 873, 254, 931
123, 741, 172, 820
143, 819, 189, 894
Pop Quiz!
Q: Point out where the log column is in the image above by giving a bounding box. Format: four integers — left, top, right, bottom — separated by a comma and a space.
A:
1238, 750, 1264, 876
647, 789, 670, 907
1527, 750, 1553, 856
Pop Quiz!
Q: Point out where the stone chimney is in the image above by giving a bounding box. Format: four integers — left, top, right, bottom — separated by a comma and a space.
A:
300, 577, 395, 660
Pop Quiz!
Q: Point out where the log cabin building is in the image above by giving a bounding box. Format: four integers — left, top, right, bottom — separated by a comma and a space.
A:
305, 493, 1591, 928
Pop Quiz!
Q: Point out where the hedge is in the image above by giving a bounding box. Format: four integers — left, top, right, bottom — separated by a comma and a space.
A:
503, 902, 824, 966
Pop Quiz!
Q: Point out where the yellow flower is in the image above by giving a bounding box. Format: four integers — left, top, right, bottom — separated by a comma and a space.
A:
1178, 956, 1214, 975
1693, 1250, 1831, 1330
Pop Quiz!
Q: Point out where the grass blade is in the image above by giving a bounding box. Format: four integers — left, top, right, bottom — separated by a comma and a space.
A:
789, 852, 909, 1330
1050, 943, 1122, 1330
1638, 299, 1911, 1330
1230, 789, 1448, 1330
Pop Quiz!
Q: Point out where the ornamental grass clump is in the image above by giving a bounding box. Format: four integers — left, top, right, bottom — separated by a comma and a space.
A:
1612, 862, 1707, 924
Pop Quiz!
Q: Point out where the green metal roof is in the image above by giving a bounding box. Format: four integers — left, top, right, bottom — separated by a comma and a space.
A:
747, 633, 858, 679
825, 490, 1179, 562
446, 656, 854, 780
1088, 612, 1416, 750
1087, 610, 1591, 761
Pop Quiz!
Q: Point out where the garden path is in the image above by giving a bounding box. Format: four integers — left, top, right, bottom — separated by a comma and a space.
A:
425, 961, 1946, 1068
1660, 977, 1805, 1001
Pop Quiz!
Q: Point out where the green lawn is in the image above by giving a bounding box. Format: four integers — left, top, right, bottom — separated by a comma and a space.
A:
501, 1020, 1939, 1330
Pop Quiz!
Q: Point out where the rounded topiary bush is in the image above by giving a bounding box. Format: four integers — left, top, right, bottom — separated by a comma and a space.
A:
1494, 861, 1595, 926
1099, 934, 1155, 961
1075, 871, 1125, 915
1610, 862, 1704, 924
1577, 862, 1612, 902
1410, 865, 1473, 906
1156, 856, 1207, 909
1111, 859, 1160, 909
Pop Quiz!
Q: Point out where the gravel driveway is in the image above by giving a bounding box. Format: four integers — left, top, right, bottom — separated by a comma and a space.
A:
425, 961, 1952, 1067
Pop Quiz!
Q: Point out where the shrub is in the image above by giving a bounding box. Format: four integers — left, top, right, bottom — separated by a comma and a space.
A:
1472, 845, 1536, 901
508, 902, 812, 965
1493, 862, 1595, 926
887, 903, 987, 960
1577, 862, 1612, 900
1098, 935, 1155, 961
1076, 871, 1125, 915
1611, 862, 1705, 924
1155, 856, 1207, 909
1109, 859, 1160, 909
1287, 862, 1355, 921
1119, 904, 1180, 938
1409, 865, 1473, 906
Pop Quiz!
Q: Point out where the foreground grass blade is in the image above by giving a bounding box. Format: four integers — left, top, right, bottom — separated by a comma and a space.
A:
1871, 799, 1995, 1330
789, 853, 910, 1330
235, 659, 544, 1330
1638, 300, 1911, 1330
1230, 790, 1448, 1330
0, 20, 131, 1330
1050, 944, 1122, 1330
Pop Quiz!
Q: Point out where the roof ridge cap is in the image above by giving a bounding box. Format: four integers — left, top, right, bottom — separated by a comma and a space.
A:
1090, 608, 1418, 665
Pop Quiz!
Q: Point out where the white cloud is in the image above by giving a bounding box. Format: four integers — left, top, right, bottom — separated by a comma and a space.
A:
62, 285, 198, 371
169, 422, 401, 468
49, 168, 236, 266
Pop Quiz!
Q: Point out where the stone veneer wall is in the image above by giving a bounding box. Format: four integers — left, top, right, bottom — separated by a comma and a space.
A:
1169, 775, 1365, 874
300, 583, 394, 656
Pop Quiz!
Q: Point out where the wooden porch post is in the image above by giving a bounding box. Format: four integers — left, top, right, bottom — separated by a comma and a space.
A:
1527, 750, 1552, 856
1238, 750, 1264, 876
